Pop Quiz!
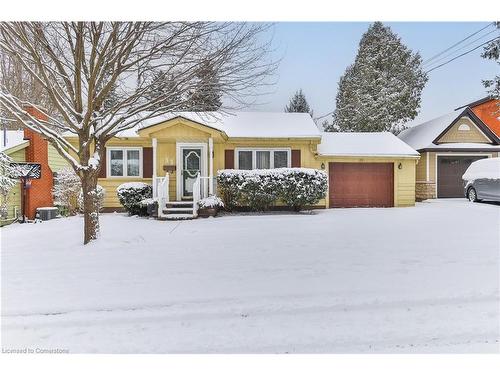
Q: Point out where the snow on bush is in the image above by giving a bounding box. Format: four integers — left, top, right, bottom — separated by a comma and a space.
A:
0, 152, 20, 219
78, 185, 106, 213
198, 196, 224, 209
116, 182, 152, 216
279, 169, 328, 211
53, 167, 81, 215
217, 168, 327, 211
462, 158, 500, 181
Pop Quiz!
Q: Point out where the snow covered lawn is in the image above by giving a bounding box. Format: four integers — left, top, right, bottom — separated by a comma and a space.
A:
1, 199, 499, 353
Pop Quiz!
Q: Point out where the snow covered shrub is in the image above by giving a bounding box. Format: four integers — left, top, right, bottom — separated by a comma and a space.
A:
217, 170, 246, 210
0, 152, 20, 219
53, 167, 81, 215
116, 182, 152, 216
217, 170, 280, 211
198, 195, 224, 209
78, 185, 106, 213
238, 172, 279, 211
217, 168, 326, 211
279, 169, 328, 211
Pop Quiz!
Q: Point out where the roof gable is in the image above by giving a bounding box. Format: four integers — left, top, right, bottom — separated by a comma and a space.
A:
398, 108, 500, 151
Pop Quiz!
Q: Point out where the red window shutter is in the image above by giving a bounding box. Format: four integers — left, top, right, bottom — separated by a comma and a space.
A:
98, 148, 107, 178
225, 150, 235, 169
143, 147, 153, 178
291, 150, 301, 167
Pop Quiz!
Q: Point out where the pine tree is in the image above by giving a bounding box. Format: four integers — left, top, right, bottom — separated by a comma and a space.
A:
144, 71, 186, 111
481, 22, 500, 101
189, 60, 222, 111
327, 22, 428, 134
284, 89, 313, 116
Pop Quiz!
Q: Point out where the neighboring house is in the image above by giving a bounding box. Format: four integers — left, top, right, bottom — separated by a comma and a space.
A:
398, 106, 500, 200
65, 112, 419, 217
0, 107, 69, 222
456, 96, 500, 137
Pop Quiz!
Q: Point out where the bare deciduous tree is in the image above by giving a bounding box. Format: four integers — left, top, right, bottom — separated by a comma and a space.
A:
0, 22, 277, 244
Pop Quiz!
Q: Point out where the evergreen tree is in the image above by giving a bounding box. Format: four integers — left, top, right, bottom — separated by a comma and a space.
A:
285, 89, 313, 116
144, 71, 185, 111
327, 22, 428, 134
481, 22, 500, 101
189, 60, 222, 111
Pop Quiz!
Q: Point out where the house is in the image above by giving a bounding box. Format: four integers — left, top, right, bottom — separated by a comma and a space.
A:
0, 107, 68, 223
398, 105, 500, 200
64, 111, 419, 217
456, 96, 500, 137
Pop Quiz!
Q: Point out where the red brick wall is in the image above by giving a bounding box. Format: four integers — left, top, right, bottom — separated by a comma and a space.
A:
23, 107, 54, 219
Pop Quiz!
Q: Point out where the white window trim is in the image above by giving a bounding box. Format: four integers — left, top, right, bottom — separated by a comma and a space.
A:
235, 148, 291, 169
106, 147, 143, 178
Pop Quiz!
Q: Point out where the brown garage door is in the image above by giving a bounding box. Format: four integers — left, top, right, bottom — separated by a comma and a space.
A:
329, 162, 394, 208
437, 156, 488, 198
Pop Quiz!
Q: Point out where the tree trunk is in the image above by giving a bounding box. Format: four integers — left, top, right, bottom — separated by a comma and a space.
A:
81, 171, 100, 244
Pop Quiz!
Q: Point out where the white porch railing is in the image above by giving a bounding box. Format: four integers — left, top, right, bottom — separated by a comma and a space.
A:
192, 174, 213, 217
154, 174, 169, 218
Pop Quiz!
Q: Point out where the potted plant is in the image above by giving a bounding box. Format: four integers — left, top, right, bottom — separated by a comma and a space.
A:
197, 196, 224, 218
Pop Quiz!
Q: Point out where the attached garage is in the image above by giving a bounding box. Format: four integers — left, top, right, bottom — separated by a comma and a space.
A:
437, 155, 488, 198
329, 162, 394, 208
317, 132, 420, 208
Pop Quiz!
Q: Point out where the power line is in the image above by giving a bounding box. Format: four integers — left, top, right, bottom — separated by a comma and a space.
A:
425, 36, 499, 74
423, 28, 498, 68
423, 22, 494, 65
314, 110, 334, 121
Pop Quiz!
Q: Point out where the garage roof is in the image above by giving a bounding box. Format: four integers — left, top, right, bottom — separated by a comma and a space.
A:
317, 132, 420, 157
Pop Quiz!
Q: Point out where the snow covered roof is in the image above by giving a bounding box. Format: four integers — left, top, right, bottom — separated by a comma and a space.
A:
1, 130, 29, 153
135, 111, 322, 139
397, 110, 463, 150
317, 132, 419, 157
398, 108, 500, 150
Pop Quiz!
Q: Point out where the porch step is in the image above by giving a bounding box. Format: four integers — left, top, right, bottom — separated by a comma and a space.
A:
164, 213, 195, 220
165, 201, 194, 206
163, 207, 193, 213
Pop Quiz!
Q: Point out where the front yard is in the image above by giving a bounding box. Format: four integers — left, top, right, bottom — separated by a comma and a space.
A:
1, 199, 499, 353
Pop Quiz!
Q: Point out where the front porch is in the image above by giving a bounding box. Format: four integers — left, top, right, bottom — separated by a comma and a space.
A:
139, 117, 223, 219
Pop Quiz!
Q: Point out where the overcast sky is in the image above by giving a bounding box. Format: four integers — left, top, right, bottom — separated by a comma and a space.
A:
250, 22, 498, 124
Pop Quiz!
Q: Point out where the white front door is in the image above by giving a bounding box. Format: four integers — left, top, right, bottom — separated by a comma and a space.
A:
176, 143, 207, 200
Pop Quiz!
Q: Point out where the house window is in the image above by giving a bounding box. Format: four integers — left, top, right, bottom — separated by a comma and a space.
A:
235, 148, 291, 169
458, 123, 471, 131
107, 148, 142, 177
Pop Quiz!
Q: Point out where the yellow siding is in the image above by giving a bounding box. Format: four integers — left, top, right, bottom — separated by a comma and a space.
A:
437, 117, 491, 143
416, 152, 427, 182
2, 148, 26, 221
66, 118, 419, 209
316, 156, 417, 207
48, 145, 69, 173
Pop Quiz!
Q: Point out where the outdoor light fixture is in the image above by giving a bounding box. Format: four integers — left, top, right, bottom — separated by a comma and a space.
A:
321, 162, 325, 170
398, 163, 403, 170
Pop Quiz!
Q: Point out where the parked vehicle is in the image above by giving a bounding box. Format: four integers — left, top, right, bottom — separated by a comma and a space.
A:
462, 158, 500, 203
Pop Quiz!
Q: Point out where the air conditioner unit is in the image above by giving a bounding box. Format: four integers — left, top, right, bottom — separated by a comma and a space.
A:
36, 207, 59, 221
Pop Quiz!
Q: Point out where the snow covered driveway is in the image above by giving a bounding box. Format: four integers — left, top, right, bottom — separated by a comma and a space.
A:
1, 199, 499, 353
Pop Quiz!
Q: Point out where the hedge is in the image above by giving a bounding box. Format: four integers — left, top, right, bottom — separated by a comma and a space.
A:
217, 168, 327, 211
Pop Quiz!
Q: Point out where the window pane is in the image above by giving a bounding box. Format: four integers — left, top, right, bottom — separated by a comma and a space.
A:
110, 150, 123, 176
274, 151, 288, 168
256, 151, 270, 169
127, 150, 140, 176
238, 151, 252, 170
